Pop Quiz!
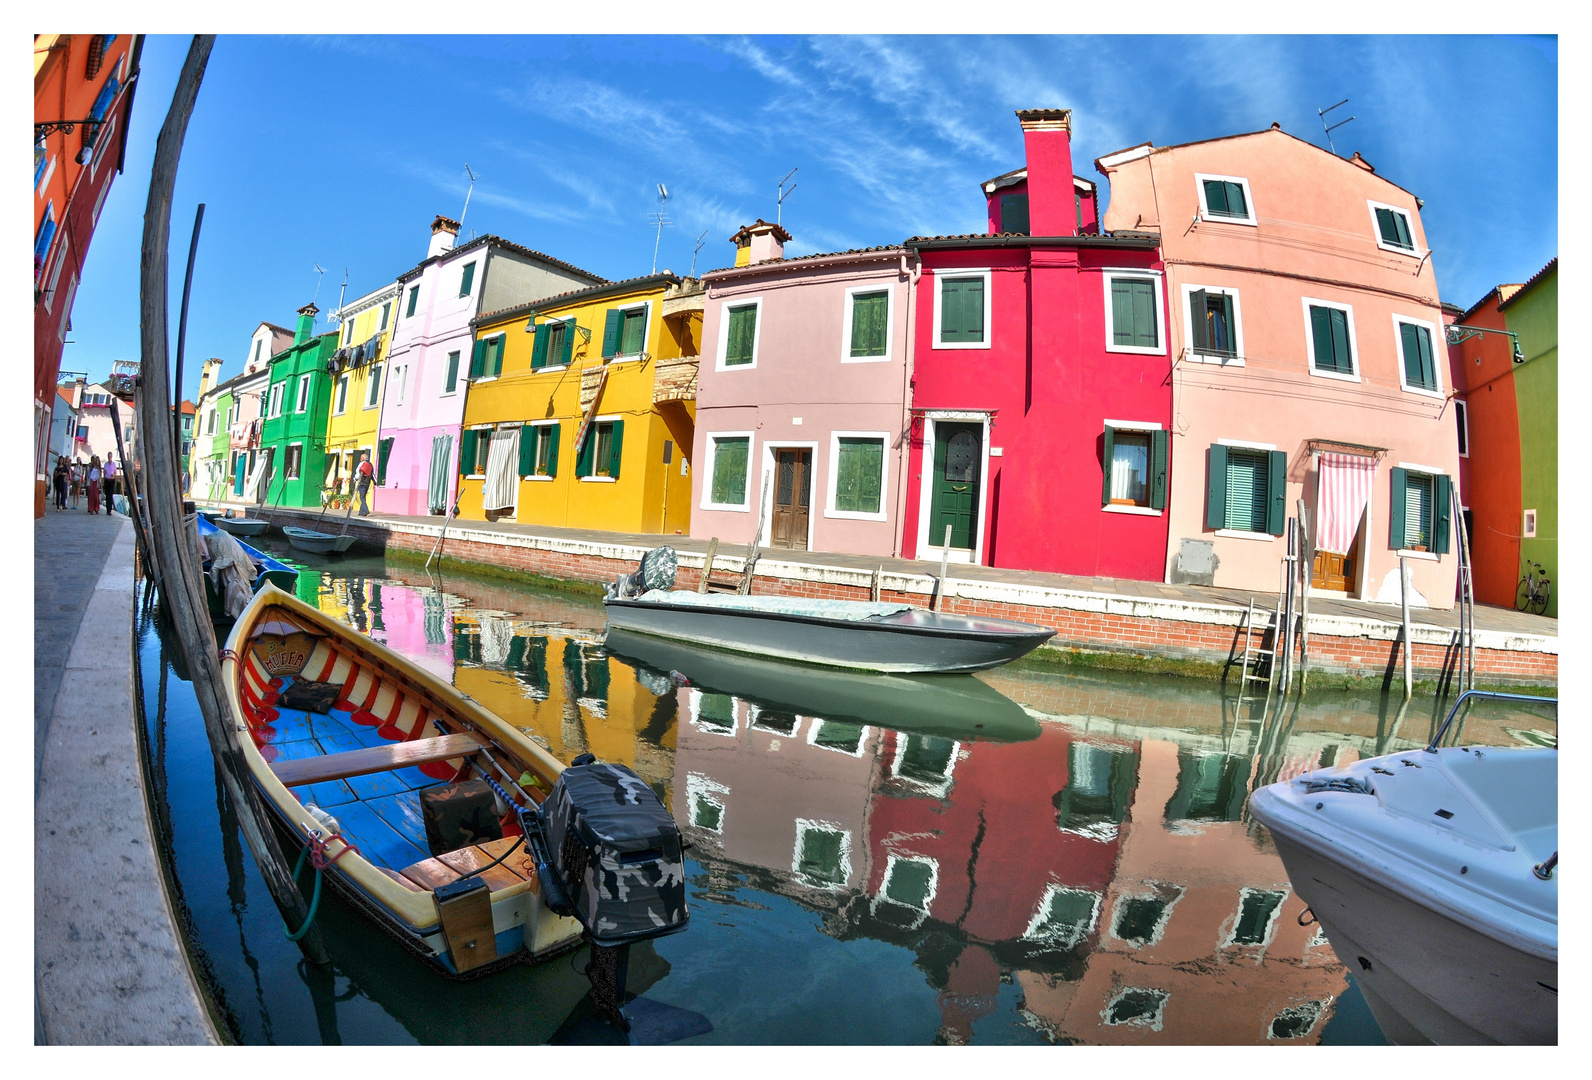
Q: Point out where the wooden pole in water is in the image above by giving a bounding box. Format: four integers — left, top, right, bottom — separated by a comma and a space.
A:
934, 524, 952, 612
132, 36, 329, 967
1399, 555, 1413, 701
697, 537, 718, 594
739, 473, 771, 596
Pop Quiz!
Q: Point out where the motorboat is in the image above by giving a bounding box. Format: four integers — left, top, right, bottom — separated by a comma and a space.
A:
204, 510, 270, 537
197, 514, 299, 595
603, 547, 1055, 674
283, 526, 358, 555
1247, 690, 1557, 1045
604, 627, 1042, 742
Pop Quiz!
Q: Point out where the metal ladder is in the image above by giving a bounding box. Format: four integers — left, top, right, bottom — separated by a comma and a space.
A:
1238, 595, 1282, 692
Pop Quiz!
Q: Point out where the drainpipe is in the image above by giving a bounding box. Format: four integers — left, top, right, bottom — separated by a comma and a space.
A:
891, 250, 920, 559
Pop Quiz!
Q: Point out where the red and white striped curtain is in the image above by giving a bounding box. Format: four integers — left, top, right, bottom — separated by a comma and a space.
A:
1315, 452, 1376, 555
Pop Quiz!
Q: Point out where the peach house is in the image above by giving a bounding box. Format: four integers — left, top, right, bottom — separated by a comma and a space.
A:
692, 224, 912, 556
1097, 126, 1460, 605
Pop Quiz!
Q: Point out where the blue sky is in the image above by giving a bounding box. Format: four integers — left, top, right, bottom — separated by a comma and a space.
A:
62, 34, 1557, 402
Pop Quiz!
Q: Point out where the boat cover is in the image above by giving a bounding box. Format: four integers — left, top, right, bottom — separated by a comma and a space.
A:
635, 589, 913, 622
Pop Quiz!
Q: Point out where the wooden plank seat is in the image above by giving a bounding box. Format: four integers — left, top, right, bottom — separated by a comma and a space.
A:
269, 731, 488, 788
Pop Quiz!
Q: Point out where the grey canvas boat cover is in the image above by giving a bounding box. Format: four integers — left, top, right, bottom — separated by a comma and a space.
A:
634, 589, 913, 622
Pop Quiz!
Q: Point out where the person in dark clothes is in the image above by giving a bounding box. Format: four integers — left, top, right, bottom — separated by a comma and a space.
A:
53, 457, 69, 510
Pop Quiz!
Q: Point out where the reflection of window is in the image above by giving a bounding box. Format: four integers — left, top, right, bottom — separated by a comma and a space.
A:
1024, 885, 1101, 950
1054, 742, 1137, 838
809, 720, 866, 755
1114, 897, 1167, 945
793, 820, 849, 887
896, 734, 956, 786
1104, 987, 1168, 1028
1228, 888, 1288, 947
873, 855, 937, 929
452, 624, 483, 664
505, 635, 549, 700
694, 692, 736, 735
750, 706, 799, 737
688, 775, 728, 834
563, 640, 610, 703
1163, 750, 1248, 822
1269, 1000, 1327, 1040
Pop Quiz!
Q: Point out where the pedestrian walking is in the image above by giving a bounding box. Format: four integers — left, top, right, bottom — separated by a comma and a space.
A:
355, 451, 375, 517
103, 455, 119, 516
68, 461, 82, 509
86, 456, 103, 514
53, 457, 69, 510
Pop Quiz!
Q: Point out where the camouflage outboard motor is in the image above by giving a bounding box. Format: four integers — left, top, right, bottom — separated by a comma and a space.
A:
522, 754, 688, 1030
607, 545, 678, 599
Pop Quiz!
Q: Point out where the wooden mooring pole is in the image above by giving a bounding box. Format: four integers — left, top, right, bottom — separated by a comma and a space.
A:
133, 35, 328, 967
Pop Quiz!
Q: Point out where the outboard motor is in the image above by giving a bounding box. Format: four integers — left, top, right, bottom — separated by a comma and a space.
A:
607, 545, 678, 599
522, 753, 688, 1030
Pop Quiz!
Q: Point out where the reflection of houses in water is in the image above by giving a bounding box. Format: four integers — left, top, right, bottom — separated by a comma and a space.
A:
314, 576, 458, 684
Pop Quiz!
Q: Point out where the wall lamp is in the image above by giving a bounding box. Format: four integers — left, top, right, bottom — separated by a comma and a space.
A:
1445, 323, 1524, 365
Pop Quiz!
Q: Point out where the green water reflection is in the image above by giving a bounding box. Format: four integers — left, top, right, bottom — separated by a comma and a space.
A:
136, 541, 1554, 1045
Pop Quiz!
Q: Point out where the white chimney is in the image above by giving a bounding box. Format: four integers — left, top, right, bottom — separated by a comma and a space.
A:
429, 215, 460, 258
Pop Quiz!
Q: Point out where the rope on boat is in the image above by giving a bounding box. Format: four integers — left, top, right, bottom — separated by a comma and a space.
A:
284, 831, 358, 942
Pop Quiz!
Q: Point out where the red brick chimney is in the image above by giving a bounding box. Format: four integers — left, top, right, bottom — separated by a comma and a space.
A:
1016, 109, 1077, 237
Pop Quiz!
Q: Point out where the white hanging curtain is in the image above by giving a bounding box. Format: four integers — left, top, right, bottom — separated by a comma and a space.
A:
428, 433, 453, 514
244, 448, 272, 500
478, 614, 513, 666
1315, 451, 1376, 555
482, 427, 521, 512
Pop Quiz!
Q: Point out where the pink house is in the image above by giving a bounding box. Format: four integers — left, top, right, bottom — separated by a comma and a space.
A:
901, 109, 1172, 580
1096, 126, 1459, 605
692, 225, 912, 555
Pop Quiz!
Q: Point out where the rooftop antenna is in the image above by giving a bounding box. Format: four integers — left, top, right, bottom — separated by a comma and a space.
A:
649, 182, 673, 275
311, 263, 326, 305
1318, 99, 1356, 155
689, 229, 708, 278
777, 167, 797, 225
334, 268, 348, 329
459, 164, 479, 231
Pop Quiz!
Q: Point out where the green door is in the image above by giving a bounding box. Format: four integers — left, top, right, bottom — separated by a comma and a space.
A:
928, 421, 981, 551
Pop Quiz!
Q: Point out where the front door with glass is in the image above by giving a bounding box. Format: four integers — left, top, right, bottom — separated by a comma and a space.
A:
927, 422, 981, 552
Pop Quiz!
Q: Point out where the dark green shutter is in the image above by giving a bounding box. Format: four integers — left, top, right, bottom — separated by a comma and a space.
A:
1150, 429, 1169, 510
1416, 325, 1435, 390
963, 278, 984, 342
492, 335, 505, 376
726, 306, 756, 364
560, 320, 575, 366
1220, 294, 1235, 356
941, 279, 962, 340
1434, 474, 1452, 554
621, 309, 646, 356
406, 285, 418, 317
1310, 306, 1334, 372
1395, 211, 1413, 248
1389, 467, 1407, 549
445, 351, 460, 393
1111, 280, 1134, 346
469, 339, 486, 379
607, 421, 624, 479
1132, 281, 1155, 347
377, 437, 393, 485
1112, 279, 1155, 348
1225, 182, 1247, 219
1206, 444, 1228, 529
941, 278, 984, 343
1190, 290, 1210, 353
1100, 426, 1116, 506
460, 429, 479, 475
711, 437, 748, 504
850, 292, 888, 357
836, 438, 883, 513
1203, 179, 1228, 216
575, 425, 595, 477
999, 193, 1029, 235
545, 422, 560, 478
519, 425, 536, 476
1330, 308, 1351, 372
459, 262, 476, 297
530, 323, 549, 370
1266, 449, 1287, 536
602, 309, 622, 359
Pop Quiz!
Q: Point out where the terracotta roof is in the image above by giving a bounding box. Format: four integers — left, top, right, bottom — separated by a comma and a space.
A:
179, 399, 195, 414
1498, 257, 1556, 312
56, 387, 74, 407
730, 219, 793, 244
397, 233, 606, 287
473, 272, 682, 328
702, 245, 905, 278
904, 232, 1149, 246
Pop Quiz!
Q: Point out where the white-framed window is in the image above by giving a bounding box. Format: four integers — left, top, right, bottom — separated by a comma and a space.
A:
1455, 399, 1469, 458
841, 284, 893, 363
1209, 439, 1284, 539
284, 442, 303, 479
392, 363, 408, 406
1195, 172, 1257, 226
334, 374, 349, 415
701, 431, 753, 511
342, 319, 354, 346
1181, 282, 1243, 363
205, 409, 215, 435
1367, 199, 1419, 255
1104, 270, 1165, 355
405, 283, 419, 318
932, 269, 991, 350
294, 374, 311, 413
714, 296, 763, 369
1391, 462, 1451, 556
686, 773, 728, 834
576, 415, 622, 482
1393, 314, 1443, 396
1301, 296, 1360, 381
364, 363, 383, 408
1223, 887, 1289, 949
1523, 508, 1537, 539
267, 383, 283, 418
1023, 885, 1102, 950
825, 430, 889, 521
604, 300, 651, 361
792, 819, 851, 889
522, 420, 560, 480
807, 719, 868, 756
442, 350, 462, 396
379, 301, 391, 331
871, 854, 938, 929
1102, 420, 1167, 514
458, 261, 478, 298
1109, 885, 1184, 949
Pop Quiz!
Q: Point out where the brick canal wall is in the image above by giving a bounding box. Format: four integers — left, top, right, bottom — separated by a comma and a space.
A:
265, 510, 1557, 689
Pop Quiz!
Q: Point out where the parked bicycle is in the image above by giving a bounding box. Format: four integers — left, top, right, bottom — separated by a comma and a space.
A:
1516, 560, 1551, 615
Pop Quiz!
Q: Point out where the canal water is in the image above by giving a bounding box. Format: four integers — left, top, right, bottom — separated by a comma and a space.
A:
135, 540, 1556, 1045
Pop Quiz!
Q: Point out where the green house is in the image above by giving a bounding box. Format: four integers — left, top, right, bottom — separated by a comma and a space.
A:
259, 304, 340, 509
1502, 260, 1557, 618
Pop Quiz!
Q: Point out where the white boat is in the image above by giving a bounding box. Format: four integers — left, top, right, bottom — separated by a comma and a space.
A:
1248, 690, 1557, 1045
283, 526, 358, 555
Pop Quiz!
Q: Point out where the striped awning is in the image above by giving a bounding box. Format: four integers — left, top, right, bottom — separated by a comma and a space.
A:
1316, 451, 1376, 555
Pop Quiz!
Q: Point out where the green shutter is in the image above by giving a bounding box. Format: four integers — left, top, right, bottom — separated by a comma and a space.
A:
1150, 429, 1169, 510
575, 425, 595, 477
1223, 451, 1266, 533
1331, 308, 1351, 372
710, 437, 748, 504
941, 279, 962, 341
607, 420, 624, 480
1203, 179, 1228, 216
835, 438, 883, 513
1416, 325, 1435, 390
1377, 207, 1413, 249
726, 305, 756, 365
1190, 290, 1210, 353
445, 351, 460, 393
530, 323, 549, 370
1388, 467, 1407, 549
469, 339, 486, 379
1206, 444, 1228, 529
492, 335, 505, 376
1433, 474, 1452, 554
850, 292, 888, 357
999, 193, 1029, 235
1225, 182, 1247, 219
621, 309, 646, 356
545, 422, 560, 478
519, 425, 536, 476
377, 437, 393, 485
601, 308, 622, 359
460, 429, 479, 475
1395, 211, 1413, 249
940, 278, 983, 343
1400, 323, 1425, 388
1100, 426, 1116, 506
459, 261, 476, 297
1113, 279, 1155, 348
1111, 280, 1134, 346
560, 320, 575, 366
1310, 306, 1335, 372
1132, 280, 1156, 347
963, 278, 984, 342
406, 285, 418, 318
1266, 449, 1288, 536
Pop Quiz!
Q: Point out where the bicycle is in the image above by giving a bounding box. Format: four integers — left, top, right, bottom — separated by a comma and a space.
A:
1516, 560, 1551, 615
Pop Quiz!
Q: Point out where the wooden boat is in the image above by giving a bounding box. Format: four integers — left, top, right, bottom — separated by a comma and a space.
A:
197, 514, 299, 595
204, 510, 270, 537
1248, 691, 1557, 1044
604, 627, 1041, 742
222, 584, 585, 975
283, 526, 358, 555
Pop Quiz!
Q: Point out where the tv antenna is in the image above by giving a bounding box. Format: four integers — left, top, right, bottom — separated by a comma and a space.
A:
649, 182, 673, 275
689, 229, 708, 278
777, 167, 797, 225
459, 164, 479, 230
311, 263, 326, 305
335, 268, 348, 328
1318, 99, 1356, 156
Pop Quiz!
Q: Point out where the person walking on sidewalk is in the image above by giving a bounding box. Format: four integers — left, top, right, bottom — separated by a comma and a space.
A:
53, 457, 69, 510
85, 457, 103, 514
355, 451, 374, 517
103, 455, 119, 516
68, 461, 82, 509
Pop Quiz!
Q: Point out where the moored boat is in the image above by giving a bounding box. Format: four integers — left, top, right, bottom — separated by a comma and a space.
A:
283, 526, 358, 555
204, 510, 270, 537
1247, 690, 1557, 1045
197, 514, 299, 595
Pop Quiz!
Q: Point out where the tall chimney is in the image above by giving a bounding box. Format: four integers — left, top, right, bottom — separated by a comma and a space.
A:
197, 357, 223, 398
429, 215, 460, 258
1016, 109, 1077, 237
730, 219, 791, 267
295, 303, 319, 344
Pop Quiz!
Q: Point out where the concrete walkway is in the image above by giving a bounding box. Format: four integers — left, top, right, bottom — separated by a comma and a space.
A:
34, 509, 217, 1044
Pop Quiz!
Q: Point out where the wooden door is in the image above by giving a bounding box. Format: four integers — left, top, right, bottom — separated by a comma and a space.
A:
928, 422, 981, 551
771, 449, 812, 550
1311, 549, 1356, 591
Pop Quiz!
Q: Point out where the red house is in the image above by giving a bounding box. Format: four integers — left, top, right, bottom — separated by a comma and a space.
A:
902, 109, 1171, 580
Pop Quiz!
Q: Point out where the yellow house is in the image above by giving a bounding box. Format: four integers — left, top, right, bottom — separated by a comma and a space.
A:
458, 272, 703, 534
324, 281, 400, 501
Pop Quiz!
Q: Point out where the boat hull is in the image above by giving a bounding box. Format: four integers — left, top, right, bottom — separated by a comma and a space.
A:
603, 597, 1053, 673
283, 526, 357, 555
209, 515, 269, 537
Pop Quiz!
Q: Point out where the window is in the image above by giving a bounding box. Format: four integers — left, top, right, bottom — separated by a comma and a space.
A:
602, 303, 650, 361
1206, 443, 1286, 536
284, 443, 302, 479
1024, 885, 1102, 950
575, 419, 623, 480
459, 427, 493, 476
828, 433, 887, 518
1395, 316, 1441, 394
34, 202, 57, 280
531, 318, 574, 370
704, 433, 752, 509
714, 298, 760, 368
364, 364, 382, 408
793, 820, 849, 887
405, 284, 419, 318
1185, 285, 1241, 361
1523, 509, 1537, 539
251, 340, 262, 366
334, 375, 349, 414
1106, 273, 1162, 353
295, 375, 311, 413
470, 335, 505, 380
1455, 399, 1469, 457
1389, 466, 1451, 553
1110, 885, 1183, 947
843, 286, 891, 361
376, 437, 394, 484
379, 302, 391, 331
999, 193, 1030, 235
392, 364, 408, 405
934, 272, 989, 348
1101, 424, 1167, 511
1369, 200, 1416, 253
206, 410, 215, 435
518, 422, 560, 478
809, 720, 866, 755
1195, 173, 1256, 225
459, 261, 477, 297
1227, 888, 1288, 947
343, 320, 354, 345
1304, 299, 1358, 378
444, 350, 461, 394
1104, 988, 1169, 1028
267, 384, 283, 418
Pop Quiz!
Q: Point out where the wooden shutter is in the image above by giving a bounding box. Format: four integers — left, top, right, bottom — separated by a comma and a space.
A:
1190, 290, 1210, 353
1388, 467, 1407, 549
1100, 426, 1116, 506
1220, 294, 1235, 356
711, 437, 747, 504
850, 292, 888, 357
1111, 280, 1134, 346
459, 262, 476, 297
445, 351, 460, 392
1310, 306, 1334, 371
1132, 281, 1156, 347
1206, 444, 1228, 529
621, 308, 646, 356
1400, 323, 1426, 388
491, 335, 505, 376
1203, 179, 1229, 216
1225, 182, 1247, 219
836, 438, 882, 513
1395, 211, 1413, 248
1150, 429, 1169, 510
602, 308, 622, 359
607, 420, 624, 479
999, 193, 1029, 235
519, 425, 536, 476
941, 279, 963, 341
377, 437, 393, 484
469, 339, 486, 379
726, 306, 755, 364
530, 323, 549, 370
1415, 325, 1435, 389
545, 422, 560, 478
1266, 449, 1287, 535
560, 320, 575, 366
406, 285, 418, 317
963, 278, 984, 342
575, 426, 595, 477
460, 429, 479, 475
1433, 474, 1452, 554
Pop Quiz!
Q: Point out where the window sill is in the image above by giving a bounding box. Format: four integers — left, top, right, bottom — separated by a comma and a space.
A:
1188, 351, 1244, 366
841, 354, 891, 364
932, 340, 991, 351
1310, 367, 1362, 383
523, 475, 554, 482
1395, 549, 1439, 562
824, 508, 888, 522
471, 376, 499, 384
1105, 343, 1166, 356
1102, 504, 1162, 516
580, 475, 617, 484
1399, 384, 1444, 399
1215, 528, 1277, 542
1375, 240, 1422, 258
700, 501, 751, 513
1200, 213, 1257, 227
715, 360, 757, 372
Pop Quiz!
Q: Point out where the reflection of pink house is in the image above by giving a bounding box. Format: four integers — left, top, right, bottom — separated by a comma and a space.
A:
902, 109, 1171, 579
692, 229, 912, 556
374, 217, 604, 516
362, 581, 455, 684
1097, 127, 1459, 605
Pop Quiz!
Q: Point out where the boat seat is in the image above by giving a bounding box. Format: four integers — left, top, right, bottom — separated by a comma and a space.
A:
401, 836, 535, 895
269, 731, 487, 788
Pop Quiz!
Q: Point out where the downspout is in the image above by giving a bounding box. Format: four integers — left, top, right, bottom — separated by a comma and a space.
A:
891, 250, 920, 558
450, 246, 488, 515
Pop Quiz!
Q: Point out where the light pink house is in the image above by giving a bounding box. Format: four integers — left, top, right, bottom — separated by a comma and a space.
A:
692, 224, 912, 556
1097, 126, 1460, 606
